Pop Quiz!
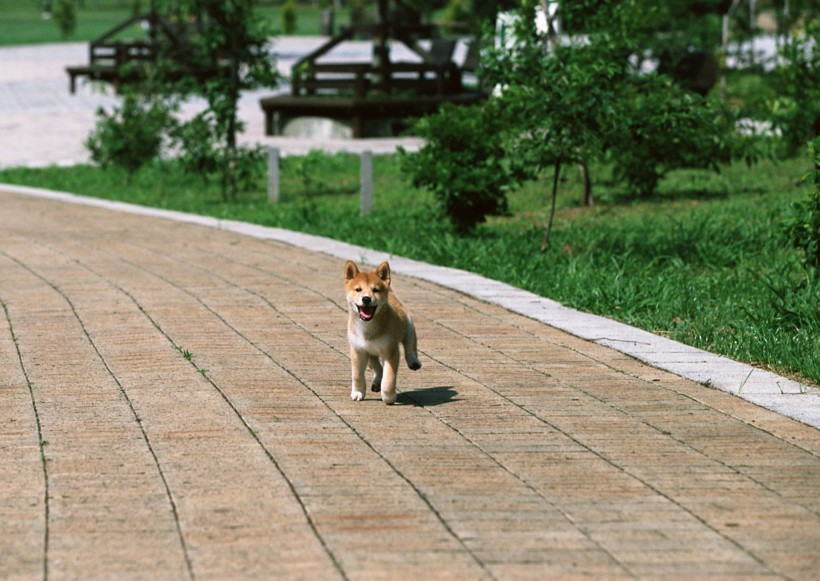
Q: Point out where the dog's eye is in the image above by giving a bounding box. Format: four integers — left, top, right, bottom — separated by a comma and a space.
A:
355, 287, 362, 292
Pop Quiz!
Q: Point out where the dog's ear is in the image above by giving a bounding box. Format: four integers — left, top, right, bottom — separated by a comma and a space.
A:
344, 260, 359, 282
376, 261, 391, 285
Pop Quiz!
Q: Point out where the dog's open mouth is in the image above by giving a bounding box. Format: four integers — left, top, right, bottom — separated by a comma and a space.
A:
357, 305, 377, 321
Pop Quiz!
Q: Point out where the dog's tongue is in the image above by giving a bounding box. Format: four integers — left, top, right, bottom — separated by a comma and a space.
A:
358, 305, 377, 321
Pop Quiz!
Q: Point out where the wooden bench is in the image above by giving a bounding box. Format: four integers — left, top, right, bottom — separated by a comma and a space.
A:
260, 92, 486, 138
260, 24, 487, 138
65, 11, 197, 94
291, 61, 464, 99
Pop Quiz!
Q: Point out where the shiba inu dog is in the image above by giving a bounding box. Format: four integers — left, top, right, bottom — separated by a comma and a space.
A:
344, 260, 421, 405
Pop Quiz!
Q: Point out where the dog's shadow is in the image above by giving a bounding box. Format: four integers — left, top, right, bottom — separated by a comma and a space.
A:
397, 386, 459, 407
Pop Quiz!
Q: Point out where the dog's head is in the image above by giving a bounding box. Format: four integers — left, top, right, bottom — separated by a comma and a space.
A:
344, 260, 391, 322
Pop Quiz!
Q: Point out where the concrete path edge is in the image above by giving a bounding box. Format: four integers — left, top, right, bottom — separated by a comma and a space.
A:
6, 181, 819, 429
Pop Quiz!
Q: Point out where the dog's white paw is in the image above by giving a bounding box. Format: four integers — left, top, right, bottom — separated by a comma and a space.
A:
381, 392, 396, 405
351, 390, 365, 401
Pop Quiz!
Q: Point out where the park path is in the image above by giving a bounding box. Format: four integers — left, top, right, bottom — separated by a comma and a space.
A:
2, 187, 820, 580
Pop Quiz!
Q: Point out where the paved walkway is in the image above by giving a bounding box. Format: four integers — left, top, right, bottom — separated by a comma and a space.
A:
2, 187, 820, 580
2, 38, 820, 580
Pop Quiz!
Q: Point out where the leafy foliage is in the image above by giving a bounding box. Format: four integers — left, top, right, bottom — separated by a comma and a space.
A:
52, 0, 76, 39
168, 111, 220, 180
84, 1, 278, 197
609, 78, 731, 197
152, 0, 279, 199
483, 0, 734, 199
784, 137, 820, 267
282, 0, 298, 34
85, 93, 174, 181
768, 20, 820, 154
401, 103, 523, 233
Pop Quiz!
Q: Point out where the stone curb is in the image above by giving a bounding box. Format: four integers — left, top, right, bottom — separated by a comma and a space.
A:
5, 182, 818, 429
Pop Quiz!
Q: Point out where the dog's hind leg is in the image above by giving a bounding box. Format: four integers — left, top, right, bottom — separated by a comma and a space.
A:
404, 317, 422, 371
368, 355, 383, 392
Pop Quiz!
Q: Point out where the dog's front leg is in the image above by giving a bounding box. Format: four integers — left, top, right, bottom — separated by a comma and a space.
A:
350, 348, 368, 401
380, 349, 400, 405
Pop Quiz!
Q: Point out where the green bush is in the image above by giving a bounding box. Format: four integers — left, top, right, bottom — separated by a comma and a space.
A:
401, 103, 522, 233
85, 93, 173, 181
609, 78, 731, 197
768, 21, 820, 154
169, 111, 220, 181
784, 137, 820, 267
443, 0, 470, 27
170, 111, 266, 194
483, 0, 734, 201
282, 0, 297, 34
52, 0, 76, 39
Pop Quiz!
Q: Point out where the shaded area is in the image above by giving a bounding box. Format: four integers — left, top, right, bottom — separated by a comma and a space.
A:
398, 385, 459, 406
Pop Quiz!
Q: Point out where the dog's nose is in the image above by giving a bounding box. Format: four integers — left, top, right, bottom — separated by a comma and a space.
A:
362, 296, 372, 305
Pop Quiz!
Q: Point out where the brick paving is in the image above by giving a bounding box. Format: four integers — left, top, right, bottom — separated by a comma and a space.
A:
2, 188, 820, 580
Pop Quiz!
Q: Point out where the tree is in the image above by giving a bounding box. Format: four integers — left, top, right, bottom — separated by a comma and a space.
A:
153, 0, 279, 200
480, 0, 734, 249
481, 0, 629, 248
608, 77, 730, 197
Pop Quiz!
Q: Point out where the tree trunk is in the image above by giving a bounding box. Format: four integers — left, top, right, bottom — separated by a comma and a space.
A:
579, 162, 593, 206
224, 38, 240, 201
540, 161, 561, 253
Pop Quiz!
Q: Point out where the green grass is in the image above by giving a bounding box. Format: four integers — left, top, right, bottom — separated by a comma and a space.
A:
0, 154, 817, 386
0, 0, 350, 47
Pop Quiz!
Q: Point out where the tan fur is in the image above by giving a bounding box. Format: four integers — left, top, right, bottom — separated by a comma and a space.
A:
344, 260, 421, 405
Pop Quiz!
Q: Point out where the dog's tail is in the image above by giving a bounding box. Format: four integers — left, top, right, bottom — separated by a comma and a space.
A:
404, 317, 422, 371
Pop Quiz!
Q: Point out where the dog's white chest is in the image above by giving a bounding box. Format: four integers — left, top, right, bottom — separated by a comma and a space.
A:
348, 320, 390, 355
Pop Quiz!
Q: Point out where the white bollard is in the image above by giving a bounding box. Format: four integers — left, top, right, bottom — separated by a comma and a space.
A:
268, 147, 279, 203
360, 149, 373, 216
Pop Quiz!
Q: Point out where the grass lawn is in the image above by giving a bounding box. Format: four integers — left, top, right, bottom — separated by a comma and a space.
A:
0, 0, 349, 46
1, 153, 817, 387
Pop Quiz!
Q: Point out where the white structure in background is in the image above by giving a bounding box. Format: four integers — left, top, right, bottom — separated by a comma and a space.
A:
495, 1, 557, 51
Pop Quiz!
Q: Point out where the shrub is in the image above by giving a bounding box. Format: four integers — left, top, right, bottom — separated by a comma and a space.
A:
52, 0, 76, 39
483, 0, 734, 203
443, 0, 471, 28
401, 103, 522, 233
85, 93, 173, 181
282, 0, 298, 35
170, 111, 266, 194
768, 21, 820, 154
169, 112, 220, 181
609, 78, 731, 197
148, 0, 278, 200
784, 137, 820, 267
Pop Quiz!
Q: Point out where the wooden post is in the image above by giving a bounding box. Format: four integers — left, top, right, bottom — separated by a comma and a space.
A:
360, 150, 373, 216
268, 147, 280, 203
